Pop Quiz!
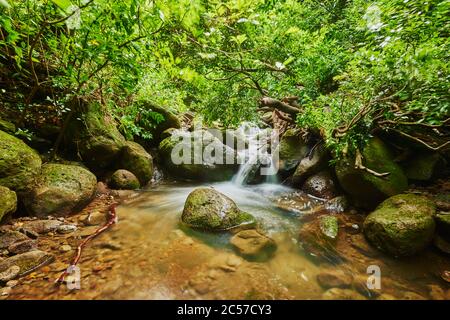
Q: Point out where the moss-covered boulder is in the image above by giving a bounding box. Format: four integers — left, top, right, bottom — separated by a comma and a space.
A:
277, 129, 309, 173
0, 186, 17, 222
335, 137, 408, 209
404, 153, 446, 181
109, 169, 140, 190
0, 130, 42, 192
159, 130, 238, 181
363, 194, 436, 257
0, 119, 16, 134
119, 141, 153, 185
65, 101, 125, 170
182, 188, 255, 231
23, 163, 97, 217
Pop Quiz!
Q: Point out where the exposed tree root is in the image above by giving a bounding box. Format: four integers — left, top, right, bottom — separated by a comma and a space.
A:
354, 149, 390, 177
55, 202, 118, 286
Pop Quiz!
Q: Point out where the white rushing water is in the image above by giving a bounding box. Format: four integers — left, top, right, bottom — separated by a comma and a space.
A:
232, 122, 279, 186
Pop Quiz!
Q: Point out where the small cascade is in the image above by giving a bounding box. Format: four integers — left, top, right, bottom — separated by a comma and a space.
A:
232, 123, 278, 186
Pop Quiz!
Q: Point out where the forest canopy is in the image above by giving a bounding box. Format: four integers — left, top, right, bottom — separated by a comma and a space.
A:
1, 0, 449, 157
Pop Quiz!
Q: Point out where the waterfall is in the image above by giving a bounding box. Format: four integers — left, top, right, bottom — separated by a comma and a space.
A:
232, 123, 278, 186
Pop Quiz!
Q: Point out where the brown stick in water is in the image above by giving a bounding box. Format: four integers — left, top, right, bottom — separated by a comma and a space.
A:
55, 203, 118, 286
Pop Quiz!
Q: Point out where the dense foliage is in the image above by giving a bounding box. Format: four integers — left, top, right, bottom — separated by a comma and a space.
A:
1, 0, 449, 156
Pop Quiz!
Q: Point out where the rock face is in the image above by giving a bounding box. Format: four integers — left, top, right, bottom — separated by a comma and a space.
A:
0, 130, 42, 192
277, 129, 309, 173
119, 141, 153, 186
404, 153, 446, 181
302, 171, 338, 200
159, 130, 238, 181
0, 186, 17, 222
335, 137, 408, 209
110, 169, 140, 190
435, 213, 450, 237
298, 215, 339, 259
363, 194, 436, 257
292, 144, 328, 186
23, 164, 97, 217
0, 250, 54, 277
137, 103, 181, 146
182, 188, 255, 231
230, 229, 277, 261
65, 101, 125, 170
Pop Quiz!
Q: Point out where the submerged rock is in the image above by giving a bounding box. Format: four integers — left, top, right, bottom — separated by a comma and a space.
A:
363, 194, 435, 257
119, 141, 153, 186
0, 186, 17, 222
302, 171, 338, 200
110, 169, 140, 190
316, 270, 353, 289
159, 130, 238, 181
23, 163, 97, 217
322, 288, 366, 300
298, 215, 339, 259
0, 250, 54, 277
0, 230, 29, 249
335, 137, 408, 209
182, 188, 255, 231
0, 130, 42, 192
230, 229, 277, 261
404, 153, 446, 181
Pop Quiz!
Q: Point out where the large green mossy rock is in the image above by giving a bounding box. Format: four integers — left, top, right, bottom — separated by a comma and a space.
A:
0, 119, 16, 134
159, 130, 238, 181
182, 188, 256, 231
277, 129, 309, 173
0, 130, 42, 192
65, 101, 125, 170
109, 169, 140, 190
335, 137, 408, 209
404, 153, 446, 181
119, 141, 153, 185
363, 194, 436, 257
0, 186, 17, 222
23, 163, 97, 217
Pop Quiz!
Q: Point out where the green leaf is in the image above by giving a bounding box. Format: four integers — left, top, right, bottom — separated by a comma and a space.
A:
50, 0, 72, 11
0, 0, 10, 9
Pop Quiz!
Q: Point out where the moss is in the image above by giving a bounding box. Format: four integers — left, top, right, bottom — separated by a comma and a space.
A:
65, 101, 125, 170
319, 215, 339, 239
0, 186, 17, 222
404, 153, 445, 181
0, 130, 42, 192
23, 163, 97, 217
119, 141, 153, 185
335, 137, 408, 209
363, 194, 436, 257
182, 188, 256, 231
0, 119, 16, 134
110, 169, 140, 190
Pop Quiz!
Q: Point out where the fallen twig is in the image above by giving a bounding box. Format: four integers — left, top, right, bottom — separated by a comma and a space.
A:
55, 203, 118, 286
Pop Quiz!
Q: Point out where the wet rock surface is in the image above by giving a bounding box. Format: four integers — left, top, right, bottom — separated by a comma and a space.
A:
110, 169, 140, 190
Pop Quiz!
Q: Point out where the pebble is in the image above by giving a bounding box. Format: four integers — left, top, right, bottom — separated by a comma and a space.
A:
0, 286, 11, 296
57, 224, 77, 234
7, 240, 37, 255
0, 265, 20, 282
60, 245, 72, 252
